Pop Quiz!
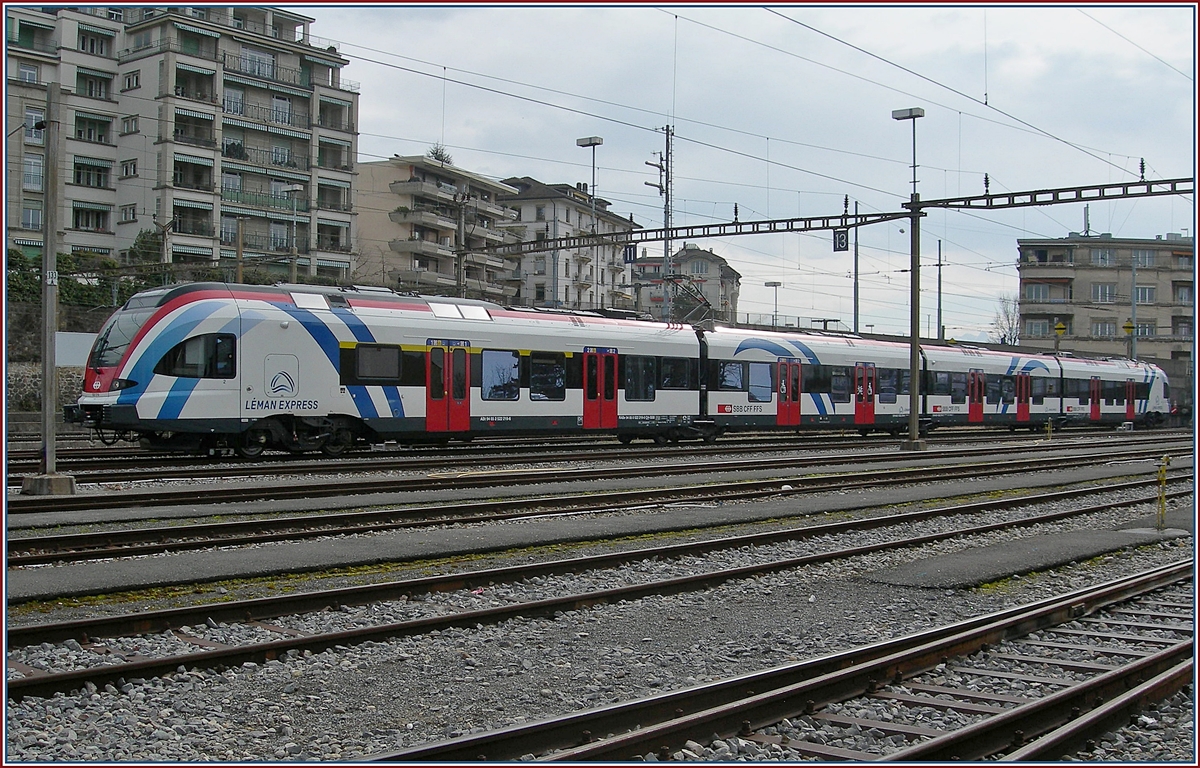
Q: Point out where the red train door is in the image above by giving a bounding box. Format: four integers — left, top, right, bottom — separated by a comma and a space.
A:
968, 370, 985, 423
583, 350, 617, 430
1016, 372, 1031, 422
427, 344, 470, 433
1125, 379, 1136, 420
854, 363, 876, 425
1089, 377, 1102, 421
776, 360, 801, 426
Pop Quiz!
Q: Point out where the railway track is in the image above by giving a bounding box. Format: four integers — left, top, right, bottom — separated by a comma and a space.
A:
6, 436, 1190, 517
6, 482, 1190, 701
376, 562, 1191, 762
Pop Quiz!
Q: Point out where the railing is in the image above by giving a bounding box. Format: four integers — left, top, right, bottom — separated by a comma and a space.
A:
173, 130, 217, 148
173, 221, 214, 237
331, 77, 360, 93
119, 38, 219, 63
223, 53, 310, 89
224, 100, 311, 129
173, 179, 214, 192
315, 198, 352, 212
173, 85, 219, 105
7, 36, 59, 55
220, 187, 310, 212
316, 115, 355, 132
316, 235, 352, 253
222, 143, 311, 171
220, 230, 310, 254
123, 7, 341, 53
316, 156, 354, 172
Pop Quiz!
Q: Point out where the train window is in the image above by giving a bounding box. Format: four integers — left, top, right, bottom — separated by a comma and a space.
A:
530, 352, 566, 401
877, 368, 898, 404
1000, 376, 1015, 404
718, 361, 745, 391
950, 372, 967, 404
586, 356, 599, 400
986, 377, 1001, 404
830, 366, 851, 403
153, 333, 236, 379
1031, 377, 1046, 404
429, 348, 445, 400
89, 306, 158, 368
1134, 382, 1150, 400
355, 345, 401, 382
803, 365, 830, 394
898, 369, 910, 397
481, 350, 520, 401
748, 363, 773, 402
451, 348, 467, 400
1044, 378, 1060, 397
625, 355, 656, 401
603, 356, 616, 401
660, 357, 692, 389
932, 371, 951, 396
1101, 380, 1124, 405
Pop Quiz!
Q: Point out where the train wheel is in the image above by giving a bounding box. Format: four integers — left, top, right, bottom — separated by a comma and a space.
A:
617, 434, 634, 444
702, 432, 718, 444
235, 430, 267, 459
321, 427, 354, 457
653, 433, 669, 446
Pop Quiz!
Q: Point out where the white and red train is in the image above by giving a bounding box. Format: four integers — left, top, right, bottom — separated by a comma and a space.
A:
65, 282, 1172, 456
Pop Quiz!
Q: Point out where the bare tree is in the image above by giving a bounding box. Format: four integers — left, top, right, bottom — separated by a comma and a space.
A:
427, 143, 453, 165
991, 293, 1021, 346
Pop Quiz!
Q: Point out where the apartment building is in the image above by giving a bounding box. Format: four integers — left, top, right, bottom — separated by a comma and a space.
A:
355, 155, 520, 299
6, 5, 359, 280
1016, 231, 1194, 412
496, 176, 639, 311
633, 243, 741, 322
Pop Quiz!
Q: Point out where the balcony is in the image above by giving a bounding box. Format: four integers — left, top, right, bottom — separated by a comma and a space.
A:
390, 238, 453, 259
8, 35, 59, 55
173, 221, 214, 237
173, 84, 218, 106
221, 187, 310, 212
223, 53, 310, 90
224, 100, 311, 130
221, 143, 311, 171
219, 230, 310, 254
315, 235, 352, 253
315, 197, 353, 213
396, 269, 456, 289
389, 208, 456, 231
465, 251, 506, 270
469, 197, 517, 220
316, 114, 355, 133
119, 37, 219, 63
172, 129, 217, 149
315, 154, 354, 172
467, 223, 507, 244
389, 179, 455, 203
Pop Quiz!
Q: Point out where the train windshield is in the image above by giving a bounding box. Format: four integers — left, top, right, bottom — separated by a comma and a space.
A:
88, 306, 157, 369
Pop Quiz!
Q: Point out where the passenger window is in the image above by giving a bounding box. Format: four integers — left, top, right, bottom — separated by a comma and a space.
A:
1031, 377, 1046, 405
748, 363, 773, 402
481, 349, 520, 401
933, 371, 951, 396
830, 366, 851, 403
986, 377, 1001, 404
451, 348, 467, 400
718, 361, 745, 391
877, 368, 898, 404
586, 355, 598, 400
803, 365, 831, 394
355, 344, 401, 382
950, 372, 967, 404
429, 348, 445, 400
625, 355, 656, 401
1001, 376, 1015, 404
530, 352, 565, 401
660, 357, 692, 389
154, 333, 236, 379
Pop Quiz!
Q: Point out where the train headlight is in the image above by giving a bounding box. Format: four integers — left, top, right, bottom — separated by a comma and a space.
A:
109, 378, 138, 391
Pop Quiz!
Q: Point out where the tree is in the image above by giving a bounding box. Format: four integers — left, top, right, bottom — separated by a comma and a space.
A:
426, 143, 453, 165
991, 293, 1021, 346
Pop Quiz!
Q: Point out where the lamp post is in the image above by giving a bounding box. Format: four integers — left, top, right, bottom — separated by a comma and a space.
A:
284, 183, 304, 282
892, 106, 925, 451
765, 281, 782, 327
577, 136, 602, 308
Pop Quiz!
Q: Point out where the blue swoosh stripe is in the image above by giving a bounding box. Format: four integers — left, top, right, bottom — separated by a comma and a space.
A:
809, 392, 828, 415
118, 302, 221, 405
333, 307, 404, 419
787, 340, 821, 364
733, 338, 793, 358
157, 377, 201, 420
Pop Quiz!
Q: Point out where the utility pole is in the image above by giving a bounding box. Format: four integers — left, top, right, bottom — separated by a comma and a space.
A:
936, 239, 944, 343
235, 217, 245, 283
1131, 254, 1138, 360
892, 106, 925, 451
853, 199, 860, 333
644, 126, 673, 322
23, 82, 74, 495
455, 189, 468, 298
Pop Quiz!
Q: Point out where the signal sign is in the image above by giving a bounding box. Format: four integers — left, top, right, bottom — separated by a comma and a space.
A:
833, 229, 849, 252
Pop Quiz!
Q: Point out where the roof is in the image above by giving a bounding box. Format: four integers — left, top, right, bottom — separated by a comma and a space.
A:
382, 156, 519, 196
499, 176, 639, 229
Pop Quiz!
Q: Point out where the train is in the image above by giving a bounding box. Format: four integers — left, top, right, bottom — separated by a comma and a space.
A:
64, 282, 1172, 457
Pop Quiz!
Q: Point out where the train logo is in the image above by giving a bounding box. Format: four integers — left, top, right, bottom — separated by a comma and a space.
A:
268, 371, 297, 397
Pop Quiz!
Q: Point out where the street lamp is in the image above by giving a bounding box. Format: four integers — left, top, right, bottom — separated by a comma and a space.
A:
765, 281, 782, 327
892, 106, 925, 451
284, 183, 304, 282
577, 136, 602, 308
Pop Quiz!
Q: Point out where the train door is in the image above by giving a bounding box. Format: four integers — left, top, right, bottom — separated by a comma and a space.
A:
968, 370, 985, 423
776, 360, 801, 427
582, 350, 617, 430
426, 344, 471, 433
1125, 379, 1136, 420
1015, 372, 1031, 422
853, 363, 875, 425
1089, 377, 1102, 421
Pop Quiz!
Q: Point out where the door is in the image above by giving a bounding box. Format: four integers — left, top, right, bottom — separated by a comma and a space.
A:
1125, 379, 1136, 420
426, 344, 471, 433
582, 351, 617, 430
1016, 372, 1031, 422
1089, 377, 1102, 421
968, 370, 985, 423
776, 360, 801, 427
854, 363, 876, 425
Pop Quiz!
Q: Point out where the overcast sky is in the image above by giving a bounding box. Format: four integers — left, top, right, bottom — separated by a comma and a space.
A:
286, 3, 1196, 340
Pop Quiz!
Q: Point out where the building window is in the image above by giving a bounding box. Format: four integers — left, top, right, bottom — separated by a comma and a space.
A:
1091, 320, 1117, 337
534, 283, 545, 302
130, 30, 153, 51
1091, 283, 1116, 303
221, 216, 238, 243
1173, 319, 1193, 338
1024, 283, 1049, 301
1090, 249, 1115, 266
690, 260, 709, 275
535, 205, 546, 222
121, 116, 138, 134
223, 87, 244, 116
24, 108, 44, 144
22, 153, 44, 191
1134, 285, 1156, 304
75, 117, 110, 144
123, 71, 140, 90
120, 205, 137, 222
271, 96, 291, 124
120, 160, 137, 178
21, 201, 42, 230
78, 33, 109, 56
80, 75, 110, 100
270, 221, 289, 250
1134, 321, 1156, 338
1177, 255, 1193, 269
73, 161, 110, 188
108, 8, 124, 21
1025, 319, 1049, 337
221, 172, 241, 191
18, 63, 39, 83
1175, 284, 1193, 304
1131, 249, 1155, 267
72, 208, 109, 232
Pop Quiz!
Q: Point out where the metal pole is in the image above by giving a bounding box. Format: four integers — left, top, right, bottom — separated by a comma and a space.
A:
663, 126, 673, 322
853, 200, 859, 333
937, 239, 943, 343
456, 191, 466, 298
290, 192, 298, 283
907, 192, 922, 449
590, 144, 597, 308
236, 217, 244, 283
1131, 255, 1138, 360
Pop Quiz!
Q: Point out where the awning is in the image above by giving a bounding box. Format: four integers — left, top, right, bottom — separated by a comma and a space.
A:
220, 117, 256, 131
222, 74, 312, 99
302, 54, 344, 69
267, 125, 310, 140
72, 245, 111, 254
174, 22, 220, 38
219, 205, 267, 219
265, 210, 308, 224
73, 155, 114, 168
12, 238, 43, 246
172, 244, 214, 256
76, 66, 116, 79
172, 198, 214, 210
71, 200, 112, 211
74, 110, 114, 122
318, 136, 351, 148
78, 22, 116, 36
317, 218, 350, 228
317, 259, 350, 268
175, 108, 215, 121
319, 95, 353, 108
317, 177, 350, 189
220, 161, 310, 183
175, 62, 216, 76
18, 18, 55, 30
174, 153, 213, 167
221, 249, 271, 261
